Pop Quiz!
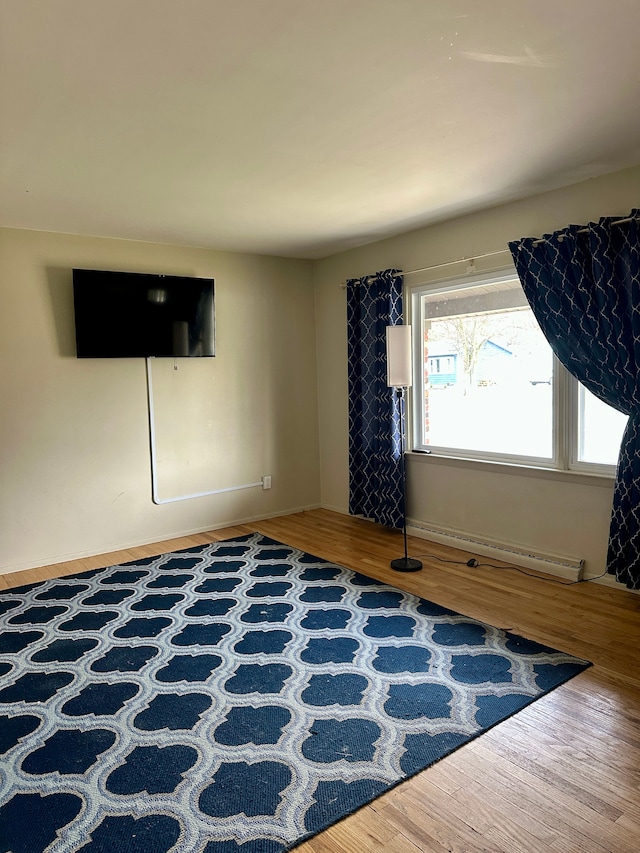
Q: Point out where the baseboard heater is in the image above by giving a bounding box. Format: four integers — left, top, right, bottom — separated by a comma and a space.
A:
406, 520, 584, 582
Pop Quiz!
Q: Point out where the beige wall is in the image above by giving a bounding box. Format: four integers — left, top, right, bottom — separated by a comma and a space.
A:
3, 167, 638, 578
313, 166, 640, 579
0, 228, 320, 573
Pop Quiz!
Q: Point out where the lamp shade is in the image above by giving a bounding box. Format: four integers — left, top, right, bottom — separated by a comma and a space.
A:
386, 324, 412, 387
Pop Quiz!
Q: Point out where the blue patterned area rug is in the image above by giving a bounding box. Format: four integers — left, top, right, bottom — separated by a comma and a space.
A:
0, 533, 590, 853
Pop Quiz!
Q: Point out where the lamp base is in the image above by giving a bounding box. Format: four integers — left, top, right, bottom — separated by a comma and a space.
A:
390, 556, 423, 572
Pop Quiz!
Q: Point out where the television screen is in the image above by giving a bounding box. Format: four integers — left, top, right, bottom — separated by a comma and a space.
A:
72, 269, 215, 358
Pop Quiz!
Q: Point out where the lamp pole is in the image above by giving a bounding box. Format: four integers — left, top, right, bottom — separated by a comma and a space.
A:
390, 387, 422, 572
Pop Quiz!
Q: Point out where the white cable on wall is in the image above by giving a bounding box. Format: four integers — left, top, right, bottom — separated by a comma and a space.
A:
145, 357, 262, 505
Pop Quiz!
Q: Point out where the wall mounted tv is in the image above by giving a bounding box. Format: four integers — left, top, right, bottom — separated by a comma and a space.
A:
72, 269, 215, 358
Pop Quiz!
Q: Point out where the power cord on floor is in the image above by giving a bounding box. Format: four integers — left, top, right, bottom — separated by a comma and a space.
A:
410, 551, 609, 586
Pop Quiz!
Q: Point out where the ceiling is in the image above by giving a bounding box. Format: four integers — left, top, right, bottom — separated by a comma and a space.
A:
2, 0, 640, 260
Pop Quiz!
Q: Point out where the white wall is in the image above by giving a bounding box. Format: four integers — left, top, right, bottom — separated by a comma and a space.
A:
0, 228, 320, 573
313, 166, 640, 579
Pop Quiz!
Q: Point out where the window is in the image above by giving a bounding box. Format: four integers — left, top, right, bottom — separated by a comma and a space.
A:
411, 269, 627, 473
574, 384, 628, 467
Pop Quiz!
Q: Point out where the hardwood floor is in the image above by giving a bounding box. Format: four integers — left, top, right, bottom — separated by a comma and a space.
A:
2, 508, 639, 852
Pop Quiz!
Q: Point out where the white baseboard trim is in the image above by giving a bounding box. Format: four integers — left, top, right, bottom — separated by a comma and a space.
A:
406, 519, 584, 582
318, 503, 349, 515
586, 573, 640, 594
0, 504, 322, 577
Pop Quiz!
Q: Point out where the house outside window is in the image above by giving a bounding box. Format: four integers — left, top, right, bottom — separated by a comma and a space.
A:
410, 269, 627, 473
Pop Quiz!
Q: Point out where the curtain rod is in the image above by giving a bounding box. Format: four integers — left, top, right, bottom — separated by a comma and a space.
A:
339, 247, 511, 288
531, 214, 636, 246
340, 215, 637, 287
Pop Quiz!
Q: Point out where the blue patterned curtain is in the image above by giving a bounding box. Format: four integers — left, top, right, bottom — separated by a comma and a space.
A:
509, 211, 640, 589
347, 269, 404, 529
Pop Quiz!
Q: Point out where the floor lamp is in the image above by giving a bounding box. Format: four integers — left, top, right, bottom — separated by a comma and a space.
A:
386, 325, 422, 572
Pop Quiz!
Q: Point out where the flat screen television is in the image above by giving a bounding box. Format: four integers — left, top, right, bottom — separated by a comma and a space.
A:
72, 269, 215, 358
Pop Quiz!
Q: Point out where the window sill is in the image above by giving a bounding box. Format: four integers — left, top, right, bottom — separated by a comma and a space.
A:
407, 450, 616, 488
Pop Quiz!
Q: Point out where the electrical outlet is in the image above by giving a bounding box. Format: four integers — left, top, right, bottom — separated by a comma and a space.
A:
262, 475, 272, 490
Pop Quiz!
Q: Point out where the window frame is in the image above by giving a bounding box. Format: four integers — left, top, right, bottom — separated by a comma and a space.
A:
409, 267, 619, 477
